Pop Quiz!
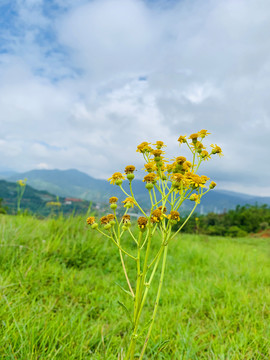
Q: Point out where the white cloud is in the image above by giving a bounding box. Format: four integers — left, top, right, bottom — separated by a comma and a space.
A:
0, 0, 270, 195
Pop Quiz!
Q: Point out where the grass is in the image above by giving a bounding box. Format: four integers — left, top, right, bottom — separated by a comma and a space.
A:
0, 214, 269, 359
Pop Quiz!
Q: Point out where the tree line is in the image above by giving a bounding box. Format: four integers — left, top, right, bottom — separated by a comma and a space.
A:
177, 204, 270, 237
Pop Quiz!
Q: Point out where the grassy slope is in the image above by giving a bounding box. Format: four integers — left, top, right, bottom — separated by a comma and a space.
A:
0, 215, 269, 359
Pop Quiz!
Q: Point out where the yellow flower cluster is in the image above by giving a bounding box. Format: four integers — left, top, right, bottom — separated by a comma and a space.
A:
17, 179, 27, 187
88, 130, 222, 233
46, 201, 61, 207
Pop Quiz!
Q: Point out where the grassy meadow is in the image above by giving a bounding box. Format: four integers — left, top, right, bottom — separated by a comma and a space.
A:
0, 214, 269, 359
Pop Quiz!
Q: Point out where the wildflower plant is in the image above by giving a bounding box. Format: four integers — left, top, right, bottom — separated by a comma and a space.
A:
46, 196, 61, 217
16, 178, 27, 214
87, 130, 222, 359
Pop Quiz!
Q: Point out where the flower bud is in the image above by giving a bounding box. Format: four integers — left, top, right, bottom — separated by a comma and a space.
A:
145, 183, 154, 190
91, 223, 98, 229
209, 181, 216, 189
110, 203, 117, 210
127, 173, 135, 181
115, 179, 123, 186
104, 224, 111, 230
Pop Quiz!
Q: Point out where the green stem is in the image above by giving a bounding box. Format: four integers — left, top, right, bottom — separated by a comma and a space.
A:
125, 244, 164, 360
119, 249, 135, 298
139, 244, 169, 360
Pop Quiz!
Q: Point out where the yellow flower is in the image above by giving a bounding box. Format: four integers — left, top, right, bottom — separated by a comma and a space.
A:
86, 216, 96, 225
168, 211, 180, 221
46, 201, 61, 207
189, 133, 199, 142
137, 216, 148, 229
136, 142, 152, 154
209, 181, 217, 189
17, 179, 27, 187
143, 173, 157, 183
177, 135, 187, 144
171, 173, 184, 183
109, 196, 118, 203
201, 150, 211, 160
151, 149, 165, 158
122, 214, 131, 224
151, 209, 165, 223
125, 165, 136, 174
108, 172, 125, 185
122, 197, 136, 208
211, 144, 223, 157
175, 156, 186, 165
100, 215, 109, 225
158, 205, 167, 213
189, 193, 200, 203
198, 129, 211, 138
107, 214, 115, 222
144, 162, 156, 173
182, 161, 192, 171
153, 141, 166, 149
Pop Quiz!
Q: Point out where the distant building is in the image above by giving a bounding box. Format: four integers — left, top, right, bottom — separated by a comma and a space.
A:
64, 198, 83, 205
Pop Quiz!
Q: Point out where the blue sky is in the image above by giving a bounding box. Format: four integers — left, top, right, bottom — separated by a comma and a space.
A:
0, 0, 270, 196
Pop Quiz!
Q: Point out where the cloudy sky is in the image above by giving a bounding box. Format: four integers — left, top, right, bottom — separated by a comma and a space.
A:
0, 0, 269, 196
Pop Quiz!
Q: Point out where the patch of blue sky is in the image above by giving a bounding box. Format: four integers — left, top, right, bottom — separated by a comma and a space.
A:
38, 141, 65, 151
0, 2, 17, 30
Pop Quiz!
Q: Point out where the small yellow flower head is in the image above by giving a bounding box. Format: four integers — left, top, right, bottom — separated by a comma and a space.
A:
144, 162, 156, 173
182, 161, 192, 171
178, 135, 187, 144
189, 193, 200, 203
17, 179, 27, 187
109, 197, 118, 204
125, 165, 136, 174
201, 150, 211, 160
168, 211, 180, 222
100, 215, 109, 225
143, 173, 157, 184
151, 209, 165, 223
122, 197, 136, 208
171, 173, 184, 183
166, 163, 175, 173
201, 175, 210, 184
175, 156, 186, 165
189, 133, 199, 143
153, 141, 166, 149
151, 149, 164, 161
209, 181, 217, 189
198, 129, 211, 138
108, 172, 125, 185
86, 216, 96, 225
107, 214, 115, 225
195, 217, 199, 222
46, 201, 61, 207
136, 142, 152, 154
137, 216, 148, 230
122, 214, 131, 225
188, 174, 207, 188
195, 141, 205, 153
211, 144, 223, 157
158, 206, 167, 213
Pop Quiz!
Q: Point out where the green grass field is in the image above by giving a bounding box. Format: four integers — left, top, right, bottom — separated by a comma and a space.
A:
0, 214, 269, 359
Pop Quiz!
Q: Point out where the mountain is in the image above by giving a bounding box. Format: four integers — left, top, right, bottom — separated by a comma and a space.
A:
7, 169, 148, 205
7, 169, 270, 214
0, 179, 91, 216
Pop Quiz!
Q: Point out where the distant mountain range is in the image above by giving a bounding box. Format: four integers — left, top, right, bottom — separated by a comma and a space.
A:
2, 169, 270, 214
0, 178, 91, 216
